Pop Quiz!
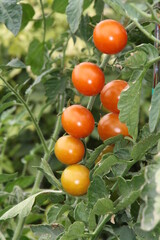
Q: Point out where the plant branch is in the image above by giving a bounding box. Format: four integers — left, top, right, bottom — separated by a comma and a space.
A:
39, 0, 46, 43
0, 75, 49, 154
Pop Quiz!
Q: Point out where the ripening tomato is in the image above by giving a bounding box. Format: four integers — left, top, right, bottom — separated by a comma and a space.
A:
72, 62, 105, 96
100, 80, 129, 113
95, 145, 114, 164
93, 19, 127, 54
61, 105, 95, 138
61, 164, 90, 196
98, 113, 129, 141
54, 135, 85, 165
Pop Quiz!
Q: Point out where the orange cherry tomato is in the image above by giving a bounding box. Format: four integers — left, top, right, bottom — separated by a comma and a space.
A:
98, 113, 129, 141
93, 19, 127, 54
61, 164, 90, 196
61, 105, 95, 138
95, 145, 114, 164
72, 62, 105, 96
54, 135, 85, 165
100, 80, 128, 113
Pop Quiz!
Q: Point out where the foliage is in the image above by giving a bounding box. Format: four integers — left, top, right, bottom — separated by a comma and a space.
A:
0, 0, 160, 239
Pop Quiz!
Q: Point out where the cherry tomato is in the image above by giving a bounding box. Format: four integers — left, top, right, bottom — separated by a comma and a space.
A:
98, 113, 129, 141
95, 145, 114, 164
93, 19, 127, 54
54, 135, 85, 165
61, 164, 90, 196
61, 105, 95, 138
100, 80, 128, 113
72, 62, 105, 96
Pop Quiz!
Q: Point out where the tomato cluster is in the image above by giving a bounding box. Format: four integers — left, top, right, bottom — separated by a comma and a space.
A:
54, 19, 129, 196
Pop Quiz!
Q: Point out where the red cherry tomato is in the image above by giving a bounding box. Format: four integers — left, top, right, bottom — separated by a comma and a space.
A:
54, 135, 85, 165
98, 113, 129, 141
61, 105, 95, 138
61, 164, 90, 196
72, 62, 105, 96
100, 80, 129, 113
93, 19, 127, 54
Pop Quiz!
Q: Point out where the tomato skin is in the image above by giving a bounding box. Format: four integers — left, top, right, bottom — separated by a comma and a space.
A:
61, 164, 90, 196
95, 145, 114, 164
72, 62, 105, 96
98, 113, 129, 141
54, 135, 85, 165
93, 19, 127, 54
61, 105, 95, 138
100, 80, 128, 113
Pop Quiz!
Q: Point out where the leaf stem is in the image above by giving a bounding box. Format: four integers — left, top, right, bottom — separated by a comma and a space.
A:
0, 75, 49, 154
91, 214, 111, 240
12, 94, 65, 240
132, 19, 160, 44
39, 0, 46, 43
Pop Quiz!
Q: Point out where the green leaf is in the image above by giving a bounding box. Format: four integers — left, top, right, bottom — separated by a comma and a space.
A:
93, 198, 114, 215
74, 202, 88, 223
83, 0, 92, 10
114, 226, 136, 240
124, 51, 147, 69
103, 0, 127, 16
86, 135, 123, 168
87, 175, 109, 207
47, 204, 70, 224
6, 58, 26, 69
0, 190, 62, 220
44, 75, 66, 103
141, 162, 160, 231
118, 70, 146, 140
59, 221, 85, 240
136, 44, 159, 62
31, 224, 64, 240
116, 174, 145, 211
0, 101, 17, 115
0, 173, 17, 184
26, 39, 45, 75
21, 3, 35, 30
66, 0, 84, 33
5, 176, 35, 192
0, 0, 22, 36
93, 155, 119, 177
149, 83, 160, 132
37, 159, 62, 189
52, 0, 68, 13
131, 132, 160, 161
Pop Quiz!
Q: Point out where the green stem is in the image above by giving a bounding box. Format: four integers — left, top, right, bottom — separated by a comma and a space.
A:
146, 2, 160, 25
0, 75, 49, 154
39, 0, 46, 43
87, 96, 97, 110
147, 56, 160, 67
133, 19, 160, 44
91, 214, 111, 240
130, 3, 151, 19
12, 94, 65, 240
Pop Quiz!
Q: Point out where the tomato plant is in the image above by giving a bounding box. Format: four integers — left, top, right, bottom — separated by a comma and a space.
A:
61, 105, 95, 138
72, 62, 105, 96
61, 164, 90, 196
100, 80, 129, 113
95, 145, 114, 164
54, 135, 85, 165
93, 19, 128, 54
98, 112, 129, 140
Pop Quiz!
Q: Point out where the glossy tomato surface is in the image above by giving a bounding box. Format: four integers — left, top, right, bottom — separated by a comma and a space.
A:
72, 62, 105, 96
93, 19, 127, 54
100, 80, 128, 113
61, 164, 90, 196
98, 113, 129, 141
61, 105, 95, 138
54, 135, 85, 165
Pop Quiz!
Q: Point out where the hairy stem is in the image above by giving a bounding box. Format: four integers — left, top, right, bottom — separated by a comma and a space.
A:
0, 75, 49, 154
39, 0, 46, 43
91, 214, 111, 240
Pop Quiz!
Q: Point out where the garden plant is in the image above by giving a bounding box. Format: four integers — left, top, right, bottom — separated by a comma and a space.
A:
0, 0, 160, 239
